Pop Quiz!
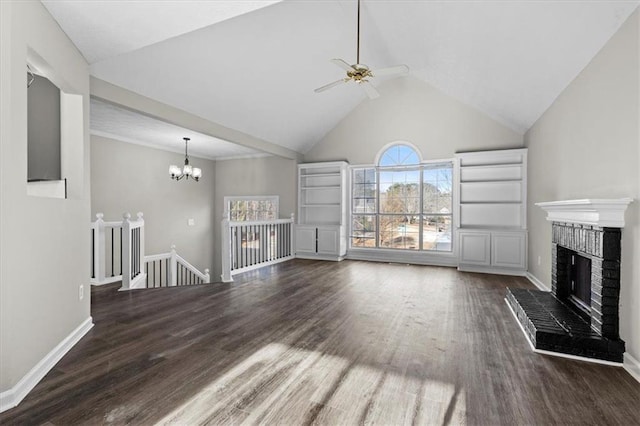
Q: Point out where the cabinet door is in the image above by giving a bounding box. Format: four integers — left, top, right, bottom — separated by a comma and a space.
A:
317, 227, 339, 255
491, 232, 526, 269
295, 226, 317, 253
459, 232, 491, 265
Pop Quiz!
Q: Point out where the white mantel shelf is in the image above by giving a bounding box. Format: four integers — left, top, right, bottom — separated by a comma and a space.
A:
536, 198, 633, 228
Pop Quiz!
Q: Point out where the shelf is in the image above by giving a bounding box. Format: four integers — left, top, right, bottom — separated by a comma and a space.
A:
300, 173, 341, 178
460, 179, 522, 184
460, 163, 522, 169
460, 201, 522, 205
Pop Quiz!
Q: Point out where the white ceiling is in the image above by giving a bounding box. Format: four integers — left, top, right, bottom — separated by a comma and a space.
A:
44, 0, 639, 154
90, 99, 264, 160
42, 0, 282, 64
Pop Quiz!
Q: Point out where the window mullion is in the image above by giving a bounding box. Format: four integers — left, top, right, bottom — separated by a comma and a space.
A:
419, 167, 423, 251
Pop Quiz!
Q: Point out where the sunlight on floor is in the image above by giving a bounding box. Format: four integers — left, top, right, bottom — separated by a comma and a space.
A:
156, 343, 465, 425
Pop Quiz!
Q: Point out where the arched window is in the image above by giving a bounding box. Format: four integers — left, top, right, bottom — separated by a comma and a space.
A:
351, 143, 453, 252
378, 144, 421, 167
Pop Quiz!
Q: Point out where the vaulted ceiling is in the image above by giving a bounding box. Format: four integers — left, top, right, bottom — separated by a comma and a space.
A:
43, 0, 639, 156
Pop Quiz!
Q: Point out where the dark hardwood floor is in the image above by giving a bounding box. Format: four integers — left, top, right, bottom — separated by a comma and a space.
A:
2, 259, 639, 425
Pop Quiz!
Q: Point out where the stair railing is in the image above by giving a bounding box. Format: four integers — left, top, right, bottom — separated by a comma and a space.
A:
91, 212, 210, 290
221, 213, 295, 282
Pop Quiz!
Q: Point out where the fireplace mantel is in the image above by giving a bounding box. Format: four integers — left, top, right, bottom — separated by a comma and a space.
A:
536, 198, 633, 228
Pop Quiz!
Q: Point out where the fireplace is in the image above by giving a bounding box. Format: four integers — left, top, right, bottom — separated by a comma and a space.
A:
563, 248, 592, 316
507, 199, 632, 363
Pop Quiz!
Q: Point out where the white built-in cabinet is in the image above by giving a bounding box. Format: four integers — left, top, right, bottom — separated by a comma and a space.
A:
455, 149, 527, 275
296, 162, 348, 261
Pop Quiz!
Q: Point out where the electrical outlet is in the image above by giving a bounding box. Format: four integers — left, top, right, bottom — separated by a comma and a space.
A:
537, 256, 541, 266
188, 218, 195, 226
79, 284, 84, 300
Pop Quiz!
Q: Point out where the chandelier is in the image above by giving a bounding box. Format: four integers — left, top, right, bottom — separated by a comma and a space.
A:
169, 137, 202, 181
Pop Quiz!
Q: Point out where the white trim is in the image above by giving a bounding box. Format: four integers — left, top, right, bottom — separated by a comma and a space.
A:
535, 198, 633, 228
347, 249, 458, 267
526, 272, 551, 291
0, 317, 94, 413
90, 275, 122, 286
374, 141, 423, 166
119, 273, 147, 291
623, 353, 640, 384
457, 264, 526, 276
505, 299, 623, 367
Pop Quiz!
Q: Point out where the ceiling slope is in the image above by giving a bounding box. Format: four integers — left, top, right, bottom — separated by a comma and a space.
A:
44, 0, 639, 154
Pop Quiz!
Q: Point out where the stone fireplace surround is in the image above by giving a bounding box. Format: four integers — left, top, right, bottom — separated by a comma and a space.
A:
507, 199, 632, 363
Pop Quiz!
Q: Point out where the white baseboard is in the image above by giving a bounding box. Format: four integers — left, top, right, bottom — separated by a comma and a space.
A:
457, 264, 527, 276
624, 352, 640, 384
525, 272, 551, 292
0, 316, 94, 413
119, 273, 147, 291
90, 276, 122, 286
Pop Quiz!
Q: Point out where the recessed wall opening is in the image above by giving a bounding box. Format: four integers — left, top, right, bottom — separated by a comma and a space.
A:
26, 50, 85, 200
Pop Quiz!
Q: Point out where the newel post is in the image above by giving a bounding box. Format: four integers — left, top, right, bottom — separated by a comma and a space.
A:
93, 213, 106, 284
204, 268, 210, 283
221, 214, 233, 283
169, 245, 178, 287
137, 212, 145, 265
290, 213, 295, 257
121, 213, 132, 290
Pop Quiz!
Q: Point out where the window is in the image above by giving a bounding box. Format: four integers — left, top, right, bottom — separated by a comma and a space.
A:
225, 196, 279, 221
351, 144, 453, 252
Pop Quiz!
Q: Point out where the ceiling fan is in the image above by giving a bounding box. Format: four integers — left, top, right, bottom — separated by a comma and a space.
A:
314, 0, 409, 99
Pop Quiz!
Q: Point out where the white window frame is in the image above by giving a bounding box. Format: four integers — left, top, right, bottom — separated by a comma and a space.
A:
348, 144, 458, 265
224, 195, 279, 221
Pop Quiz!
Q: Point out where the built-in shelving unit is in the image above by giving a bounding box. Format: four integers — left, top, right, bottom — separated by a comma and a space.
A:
296, 161, 348, 261
455, 148, 528, 275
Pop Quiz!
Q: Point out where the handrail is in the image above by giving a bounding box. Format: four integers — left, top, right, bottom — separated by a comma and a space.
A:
227, 218, 295, 227
176, 253, 208, 281
144, 252, 171, 262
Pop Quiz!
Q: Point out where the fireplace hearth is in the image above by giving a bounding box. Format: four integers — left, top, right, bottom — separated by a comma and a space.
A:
507, 199, 632, 363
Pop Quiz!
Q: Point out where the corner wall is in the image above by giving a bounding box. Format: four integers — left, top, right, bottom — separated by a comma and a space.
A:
91, 135, 216, 272
1, 0, 91, 396
525, 10, 640, 361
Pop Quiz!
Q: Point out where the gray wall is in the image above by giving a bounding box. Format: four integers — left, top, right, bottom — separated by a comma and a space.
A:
525, 10, 640, 361
27, 74, 61, 181
1, 1, 91, 393
213, 156, 297, 280
91, 135, 216, 273
304, 76, 523, 164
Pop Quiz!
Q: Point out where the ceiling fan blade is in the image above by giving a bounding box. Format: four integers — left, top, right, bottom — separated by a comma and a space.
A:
371, 64, 409, 77
314, 78, 348, 93
331, 58, 355, 72
360, 81, 380, 99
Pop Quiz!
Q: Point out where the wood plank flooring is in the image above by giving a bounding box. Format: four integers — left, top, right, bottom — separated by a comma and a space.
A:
1, 259, 639, 425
